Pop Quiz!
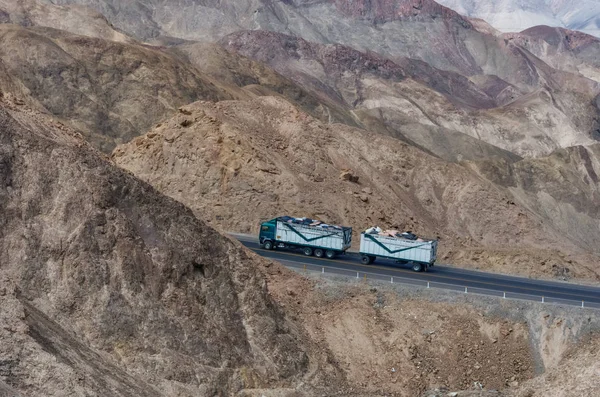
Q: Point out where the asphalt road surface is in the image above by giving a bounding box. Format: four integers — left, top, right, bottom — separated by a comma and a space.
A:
231, 234, 600, 308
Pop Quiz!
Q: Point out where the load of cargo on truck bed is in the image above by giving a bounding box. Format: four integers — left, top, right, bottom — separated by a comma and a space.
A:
278, 216, 345, 230
360, 226, 438, 272
259, 216, 352, 258
364, 226, 426, 241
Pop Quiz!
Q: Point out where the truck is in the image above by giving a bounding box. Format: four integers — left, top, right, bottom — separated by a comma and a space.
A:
259, 216, 352, 258
359, 232, 438, 272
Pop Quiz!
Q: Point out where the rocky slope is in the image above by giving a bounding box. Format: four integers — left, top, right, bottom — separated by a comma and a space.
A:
516, 335, 600, 397
467, 144, 600, 259
0, 96, 331, 396
0, 22, 368, 154
0, 24, 230, 152
503, 26, 600, 83
0, 0, 133, 42
112, 96, 599, 280
3, 94, 591, 397
170, 41, 361, 129
269, 272, 600, 397
222, 29, 600, 157
437, 0, 600, 37
272, 279, 536, 396
5, 1, 600, 158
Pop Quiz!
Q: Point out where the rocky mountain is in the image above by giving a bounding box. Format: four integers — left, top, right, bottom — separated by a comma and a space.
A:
0, 0, 594, 280
0, 95, 340, 396
0, 0, 133, 42
0, 21, 366, 153
3, 95, 585, 397
437, 0, 600, 37
111, 96, 599, 280
42, 0, 600, 88
5, 0, 600, 158
1, 1, 600, 395
221, 29, 600, 158
41, 0, 549, 76
0, 24, 231, 152
503, 26, 600, 82
0, 0, 591, 274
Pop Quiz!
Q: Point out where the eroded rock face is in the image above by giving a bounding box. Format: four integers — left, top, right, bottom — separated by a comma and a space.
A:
0, 97, 315, 396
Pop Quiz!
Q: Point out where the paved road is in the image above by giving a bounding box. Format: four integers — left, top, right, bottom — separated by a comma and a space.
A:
231, 234, 600, 307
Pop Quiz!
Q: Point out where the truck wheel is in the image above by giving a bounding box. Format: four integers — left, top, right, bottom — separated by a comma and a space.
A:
411, 262, 423, 272
361, 255, 370, 265
325, 250, 336, 259
263, 240, 273, 250
303, 247, 313, 256
368, 256, 376, 264
314, 249, 324, 258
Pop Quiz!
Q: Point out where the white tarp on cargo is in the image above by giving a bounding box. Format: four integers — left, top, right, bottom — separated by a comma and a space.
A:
359, 233, 437, 264
276, 220, 351, 251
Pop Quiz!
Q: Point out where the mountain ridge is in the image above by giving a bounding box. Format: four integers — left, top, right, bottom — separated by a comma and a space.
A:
436, 0, 600, 37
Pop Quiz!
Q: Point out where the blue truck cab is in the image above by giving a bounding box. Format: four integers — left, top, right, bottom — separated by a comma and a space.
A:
259, 219, 277, 249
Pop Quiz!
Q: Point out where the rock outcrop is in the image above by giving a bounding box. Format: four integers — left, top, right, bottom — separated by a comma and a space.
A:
0, 96, 322, 396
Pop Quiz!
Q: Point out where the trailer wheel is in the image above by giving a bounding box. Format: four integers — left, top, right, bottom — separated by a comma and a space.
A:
361, 255, 370, 265
368, 256, 376, 264
325, 250, 336, 259
263, 240, 274, 250
303, 247, 313, 256
314, 249, 324, 258
411, 262, 423, 272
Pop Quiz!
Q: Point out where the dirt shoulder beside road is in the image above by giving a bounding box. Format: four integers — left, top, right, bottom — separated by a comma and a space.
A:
258, 260, 600, 396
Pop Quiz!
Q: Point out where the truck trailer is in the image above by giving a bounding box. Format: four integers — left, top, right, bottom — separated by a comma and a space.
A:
259, 216, 352, 258
359, 232, 438, 272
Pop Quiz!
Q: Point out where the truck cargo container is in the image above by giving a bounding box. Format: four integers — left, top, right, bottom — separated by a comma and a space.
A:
259, 216, 352, 258
359, 232, 438, 272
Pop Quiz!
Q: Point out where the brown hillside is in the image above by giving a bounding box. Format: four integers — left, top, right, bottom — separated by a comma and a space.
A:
0, 24, 229, 152
112, 96, 599, 280
0, 96, 329, 395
